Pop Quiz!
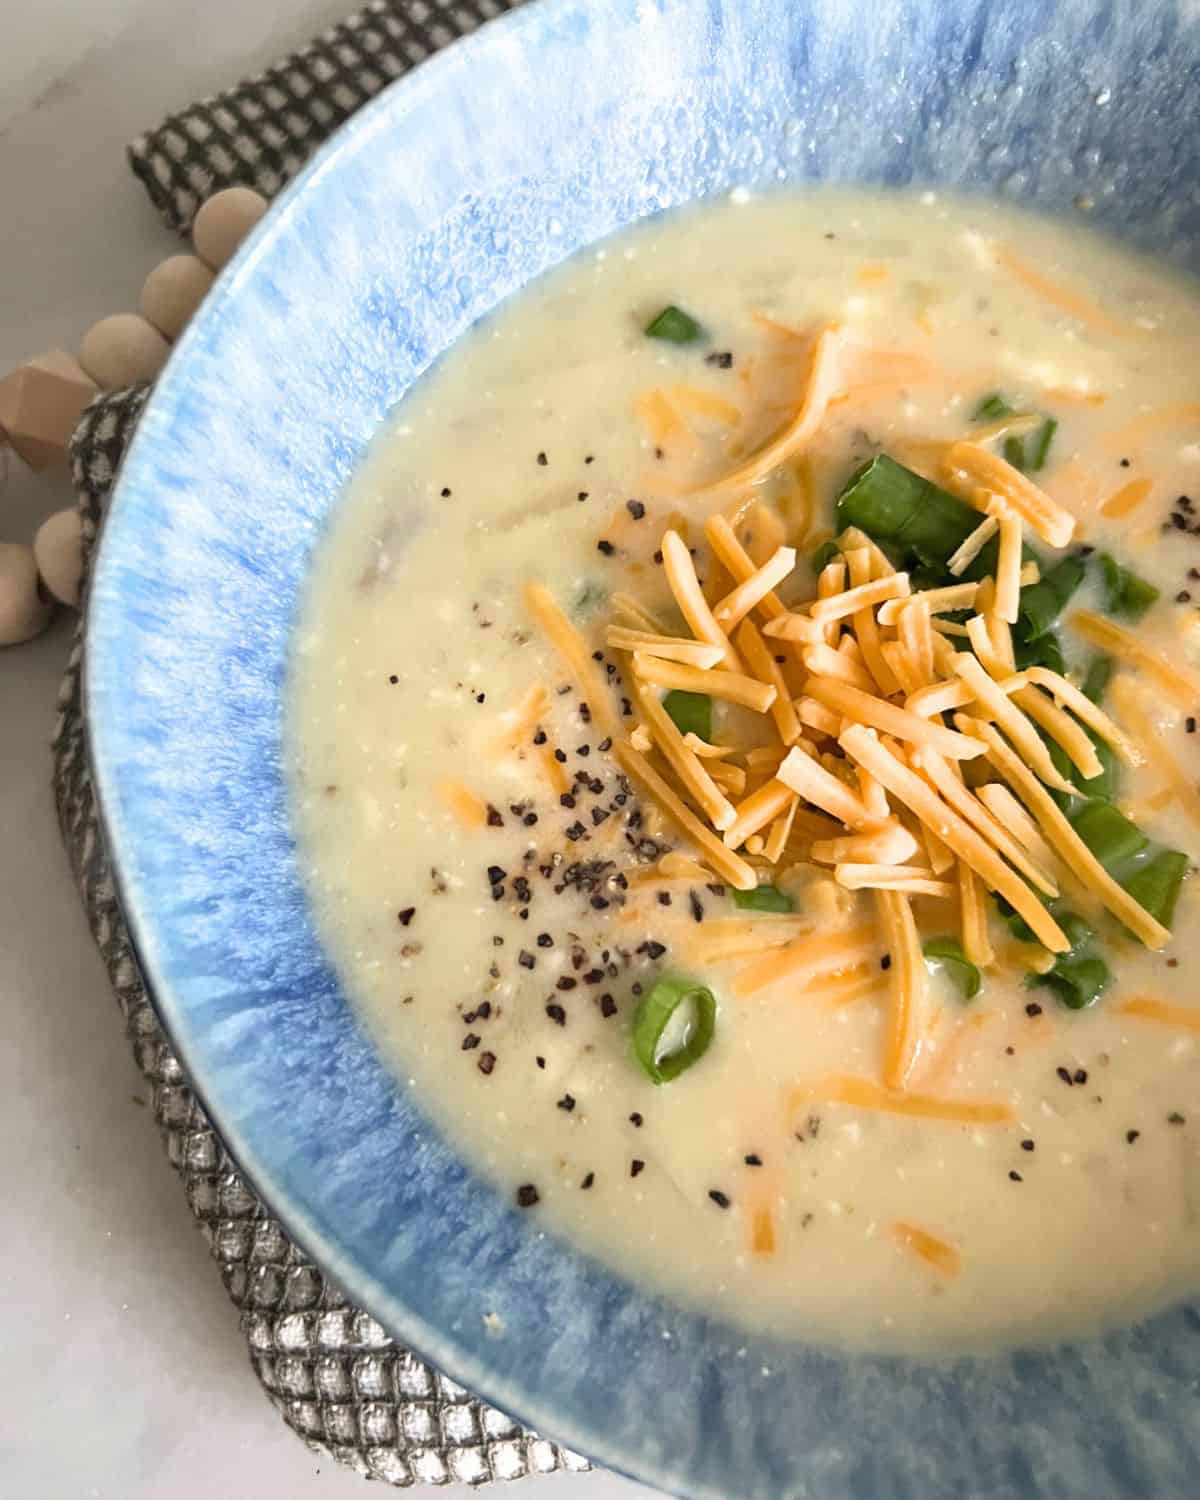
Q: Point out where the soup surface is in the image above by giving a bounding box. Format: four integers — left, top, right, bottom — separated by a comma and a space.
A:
290, 189, 1200, 1352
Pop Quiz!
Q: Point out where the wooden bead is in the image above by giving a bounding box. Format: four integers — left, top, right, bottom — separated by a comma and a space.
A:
34, 507, 83, 608
140, 255, 215, 340
0, 352, 98, 470
79, 315, 170, 390
192, 187, 268, 271
0, 542, 53, 646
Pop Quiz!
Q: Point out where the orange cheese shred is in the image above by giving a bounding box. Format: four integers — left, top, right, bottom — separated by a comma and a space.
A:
437, 780, 488, 829
891, 1221, 962, 1278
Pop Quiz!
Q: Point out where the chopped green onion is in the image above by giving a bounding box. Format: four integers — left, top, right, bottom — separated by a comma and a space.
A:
1004, 433, 1026, 471
1026, 909, 1110, 1010
810, 539, 842, 575
1031, 955, 1111, 1010
1082, 655, 1114, 704
732, 884, 795, 913
632, 976, 717, 1084
1026, 417, 1058, 473
1017, 555, 1087, 642
662, 690, 711, 740
1012, 630, 1066, 676
572, 580, 606, 617
973, 392, 1014, 420
1098, 553, 1160, 621
1074, 733, 1118, 801
1068, 800, 1148, 870
922, 936, 982, 1000
645, 305, 705, 344
1122, 849, 1189, 930
1043, 736, 1077, 811
835, 455, 979, 570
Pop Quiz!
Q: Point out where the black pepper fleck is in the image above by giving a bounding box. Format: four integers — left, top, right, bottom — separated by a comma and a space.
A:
486, 804, 504, 827
705, 350, 734, 369
478, 1052, 496, 1075
556, 977, 578, 992
1025, 1001, 1043, 1017
689, 890, 704, 924
629, 1112, 644, 1128
516, 1184, 540, 1207
880, 954, 892, 971
1057, 1066, 1074, 1085
1073, 1068, 1088, 1085
600, 994, 618, 1018
581, 1172, 595, 1190
1008, 1170, 1023, 1183
537, 933, 553, 948
744, 1153, 763, 1167
397, 907, 416, 927
708, 1189, 731, 1209
1126, 1129, 1141, 1144
597, 539, 616, 557
545, 1003, 567, 1025
462, 1034, 481, 1051
557, 1094, 576, 1113
536, 451, 548, 466
630, 1159, 645, 1178
1168, 1111, 1187, 1126
518, 950, 536, 970
626, 499, 646, 520
1020, 1139, 1035, 1152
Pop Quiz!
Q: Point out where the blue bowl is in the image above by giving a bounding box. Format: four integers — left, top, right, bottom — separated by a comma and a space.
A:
88, 2, 1200, 1495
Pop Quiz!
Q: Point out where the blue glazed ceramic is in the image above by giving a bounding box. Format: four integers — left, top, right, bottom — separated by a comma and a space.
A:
88, 2, 1200, 1495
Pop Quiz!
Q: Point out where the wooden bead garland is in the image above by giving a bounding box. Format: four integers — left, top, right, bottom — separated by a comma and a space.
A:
1, 187, 268, 648
34, 509, 84, 609
0, 542, 53, 647
192, 188, 268, 271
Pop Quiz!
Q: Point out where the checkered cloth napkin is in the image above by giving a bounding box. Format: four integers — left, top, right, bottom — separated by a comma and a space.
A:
53, 1, 594, 1485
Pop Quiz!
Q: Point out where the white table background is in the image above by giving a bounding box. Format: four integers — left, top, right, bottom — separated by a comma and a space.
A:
0, 5, 649, 1496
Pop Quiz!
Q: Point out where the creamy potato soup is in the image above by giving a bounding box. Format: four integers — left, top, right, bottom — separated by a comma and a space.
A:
290, 190, 1200, 1352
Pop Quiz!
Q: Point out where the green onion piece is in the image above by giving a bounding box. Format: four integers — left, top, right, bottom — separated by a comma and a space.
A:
835, 455, 979, 569
1013, 630, 1066, 676
1044, 736, 1077, 811
1082, 655, 1115, 704
1026, 416, 1058, 473
922, 936, 982, 1000
1074, 733, 1118, 801
1031, 955, 1111, 1011
572, 580, 606, 617
645, 305, 705, 344
732, 884, 795, 913
810, 539, 842, 575
632, 976, 717, 1084
1004, 434, 1027, 471
1068, 800, 1148, 871
732, 876, 798, 912
1017, 555, 1087, 641
1098, 553, 1160, 621
973, 392, 1014, 420
1122, 849, 1189, 930
662, 690, 711, 741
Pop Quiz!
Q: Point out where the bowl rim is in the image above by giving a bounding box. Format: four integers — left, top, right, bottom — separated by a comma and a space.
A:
83, 0, 667, 1485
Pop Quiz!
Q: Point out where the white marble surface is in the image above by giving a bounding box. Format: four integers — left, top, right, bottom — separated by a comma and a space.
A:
0, 5, 649, 1496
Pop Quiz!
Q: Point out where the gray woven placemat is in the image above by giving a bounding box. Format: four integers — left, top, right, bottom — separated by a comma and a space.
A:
51, 1, 595, 1486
